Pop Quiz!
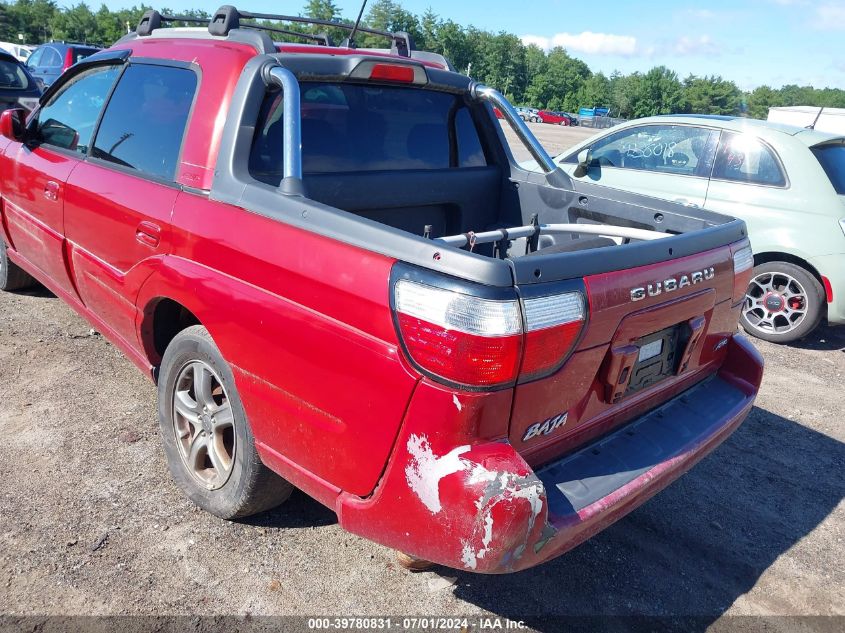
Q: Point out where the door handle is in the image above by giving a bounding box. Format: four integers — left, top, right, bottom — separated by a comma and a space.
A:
44, 180, 59, 201
135, 221, 161, 248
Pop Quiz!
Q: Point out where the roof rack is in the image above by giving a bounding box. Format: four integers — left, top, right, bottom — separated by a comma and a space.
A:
136, 10, 332, 46
207, 5, 415, 57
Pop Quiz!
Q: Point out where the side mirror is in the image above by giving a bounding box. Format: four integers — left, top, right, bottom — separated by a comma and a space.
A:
574, 147, 593, 177
0, 108, 25, 142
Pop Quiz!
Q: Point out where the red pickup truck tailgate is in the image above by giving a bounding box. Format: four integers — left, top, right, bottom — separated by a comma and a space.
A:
509, 244, 741, 466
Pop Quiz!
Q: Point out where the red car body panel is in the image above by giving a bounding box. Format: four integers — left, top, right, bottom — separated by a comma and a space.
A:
0, 34, 764, 573
537, 110, 569, 125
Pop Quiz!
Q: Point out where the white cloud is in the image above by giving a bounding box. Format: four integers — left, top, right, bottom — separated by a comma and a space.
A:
671, 35, 721, 56
521, 31, 639, 56
686, 9, 717, 19
813, 3, 845, 29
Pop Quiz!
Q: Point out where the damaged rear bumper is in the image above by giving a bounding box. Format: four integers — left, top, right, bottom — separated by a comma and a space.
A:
336, 335, 763, 573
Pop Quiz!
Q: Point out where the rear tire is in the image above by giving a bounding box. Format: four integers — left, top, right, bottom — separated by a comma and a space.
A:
0, 239, 37, 291
740, 261, 824, 343
157, 325, 293, 519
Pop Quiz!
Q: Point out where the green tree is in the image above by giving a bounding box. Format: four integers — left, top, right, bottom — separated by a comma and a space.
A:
683, 75, 742, 115
576, 72, 611, 110
632, 66, 685, 117
524, 47, 590, 110
746, 85, 783, 119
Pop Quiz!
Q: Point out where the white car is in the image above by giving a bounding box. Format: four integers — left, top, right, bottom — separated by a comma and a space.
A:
520, 114, 845, 343
0, 42, 33, 63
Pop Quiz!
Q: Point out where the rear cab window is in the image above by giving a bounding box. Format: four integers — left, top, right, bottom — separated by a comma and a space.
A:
249, 82, 486, 184
811, 143, 845, 194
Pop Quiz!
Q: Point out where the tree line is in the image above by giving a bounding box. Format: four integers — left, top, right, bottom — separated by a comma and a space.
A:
2, 0, 843, 119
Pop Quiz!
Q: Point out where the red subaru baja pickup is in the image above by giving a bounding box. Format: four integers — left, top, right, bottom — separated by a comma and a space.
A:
0, 6, 763, 573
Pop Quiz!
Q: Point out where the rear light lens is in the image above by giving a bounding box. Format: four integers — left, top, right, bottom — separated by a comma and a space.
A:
519, 293, 586, 381
63, 48, 74, 71
369, 63, 416, 83
395, 280, 522, 387
393, 278, 586, 389
732, 245, 754, 303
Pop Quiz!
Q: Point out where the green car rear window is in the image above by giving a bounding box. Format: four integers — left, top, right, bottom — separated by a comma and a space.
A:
812, 144, 845, 195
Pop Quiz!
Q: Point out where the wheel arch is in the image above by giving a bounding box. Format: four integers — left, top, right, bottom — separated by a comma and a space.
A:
139, 296, 201, 377
752, 251, 824, 287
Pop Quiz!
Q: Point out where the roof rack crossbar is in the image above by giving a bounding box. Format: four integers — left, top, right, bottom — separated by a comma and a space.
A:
239, 22, 332, 46
136, 9, 331, 46
210, 6, 414, 57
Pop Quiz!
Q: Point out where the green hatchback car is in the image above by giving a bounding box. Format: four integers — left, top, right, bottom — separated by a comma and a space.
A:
529, 115, 845, 343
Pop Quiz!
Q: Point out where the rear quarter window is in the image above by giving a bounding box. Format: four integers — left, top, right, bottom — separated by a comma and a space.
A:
812, 144, 845, 194
712, 132, 786, 187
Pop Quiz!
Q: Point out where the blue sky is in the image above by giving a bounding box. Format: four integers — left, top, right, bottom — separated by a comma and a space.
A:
96, 0, 845, 90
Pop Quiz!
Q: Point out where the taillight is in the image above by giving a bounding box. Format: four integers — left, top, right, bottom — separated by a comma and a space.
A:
392, 274, 587, 390
732, 244, 754, 304
350, 60, 427, 85
369, 63, 416, 83
394, 280, 522, 387
519, 293, 586, 381
63, 48, 74, 71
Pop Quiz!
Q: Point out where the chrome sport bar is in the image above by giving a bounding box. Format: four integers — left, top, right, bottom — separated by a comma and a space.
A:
469, 83, 557, 174
435, 223, 670, 248
267, 66, 303, 194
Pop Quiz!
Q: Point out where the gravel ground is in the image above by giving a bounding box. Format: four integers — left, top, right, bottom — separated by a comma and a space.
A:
1, 123, 843, 629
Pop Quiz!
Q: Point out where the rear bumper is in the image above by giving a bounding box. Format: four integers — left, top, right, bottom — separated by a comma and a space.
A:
808, 253, 845, 325
337, 335, 763, 573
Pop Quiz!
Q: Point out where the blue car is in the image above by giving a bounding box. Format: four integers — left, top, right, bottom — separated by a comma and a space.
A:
26, 42, 101, 88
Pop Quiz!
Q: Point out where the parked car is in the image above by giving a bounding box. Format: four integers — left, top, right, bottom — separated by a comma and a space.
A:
523, 115, 845, 342
515, 106, 538, 121
0, 8, 762, 574
0, 51, 41, 113
0, 42, 33, 62
26, 42, 101, 88
537, 109, 571, 125
563, 112, 578, 126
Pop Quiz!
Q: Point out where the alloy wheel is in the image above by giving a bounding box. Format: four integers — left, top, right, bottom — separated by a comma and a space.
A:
743, 271, 808, 336
172, 360, 236, 490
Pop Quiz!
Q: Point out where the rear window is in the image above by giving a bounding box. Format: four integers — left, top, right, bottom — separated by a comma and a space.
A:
812, 144, 845, 194
249, 81, 486, 182
73, 48, 99, 64
0, 59, 29, 90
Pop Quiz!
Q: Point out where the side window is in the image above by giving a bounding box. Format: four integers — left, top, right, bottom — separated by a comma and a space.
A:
713, 132, 786, 186
571, 125, 716, 176
43, 48, 62, 68
26, 48, 43, 68
34, 65, 120, 153
91, 64, 197, 181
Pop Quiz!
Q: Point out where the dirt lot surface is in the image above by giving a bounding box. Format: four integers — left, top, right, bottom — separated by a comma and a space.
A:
1, 123, 843, 630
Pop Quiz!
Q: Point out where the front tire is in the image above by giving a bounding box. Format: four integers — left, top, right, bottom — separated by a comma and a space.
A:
0, 239, 37, 291
157, 325, 293, 519
740, 261, 824, 343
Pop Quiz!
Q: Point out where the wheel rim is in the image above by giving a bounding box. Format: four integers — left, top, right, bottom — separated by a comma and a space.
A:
743, 271, 809, 336
172, 360, 236, 490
